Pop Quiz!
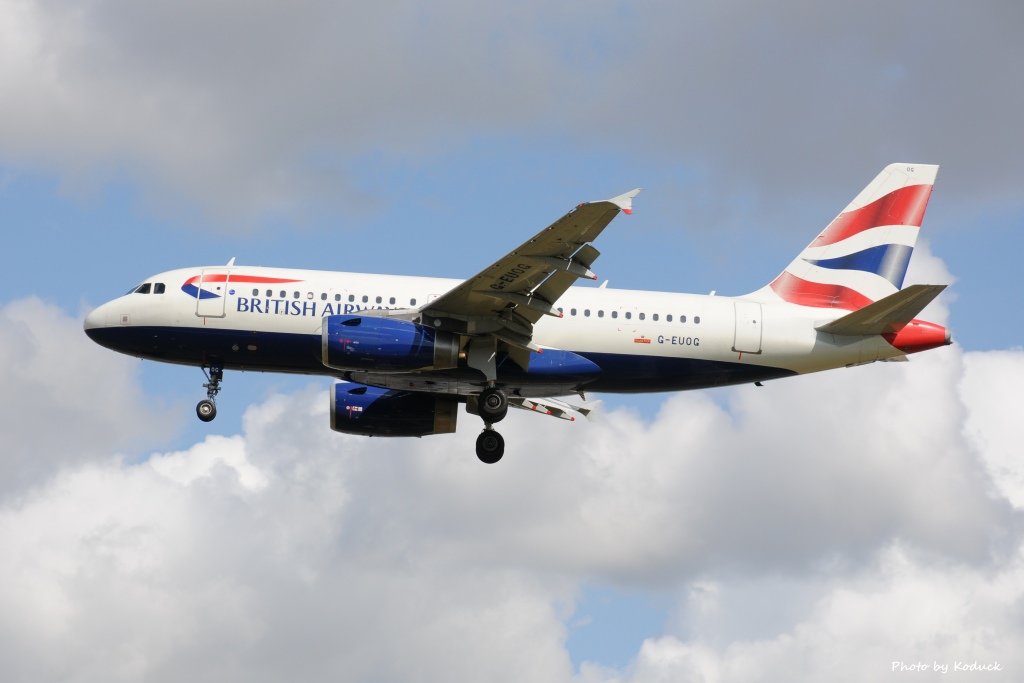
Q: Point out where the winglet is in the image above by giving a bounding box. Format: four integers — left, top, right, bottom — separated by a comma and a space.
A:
604, 188, 642, 215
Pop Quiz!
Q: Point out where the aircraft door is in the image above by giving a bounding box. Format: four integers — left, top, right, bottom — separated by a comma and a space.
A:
733, 301, 763, 354
195, 268, 230, 318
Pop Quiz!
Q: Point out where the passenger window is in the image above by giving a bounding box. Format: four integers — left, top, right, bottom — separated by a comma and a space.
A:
153, 283, 165, 294
279, 290, 286, 298
695, 316, 701, 324
639, 313, 646, 320
625, 312, 632, 320
307, 292, 314, 300
584, 309, 591, 317
389, 297, 396, 305
321, 293, 327, 301
335, 294, 341, 302
362, 295, 368, 303
135, 283, 152, 294
653, 313, 659, 321
293, 291, 300, 299
680, 315, 687, 323
348, 294, 355, 302
252, 288, 259, 296
376, 296, 382, 304
571, 308, 577, 316
598, 310, 604, 318
410, 298, 417, 306
611, 311, 618, 319
666, 314, 672, 322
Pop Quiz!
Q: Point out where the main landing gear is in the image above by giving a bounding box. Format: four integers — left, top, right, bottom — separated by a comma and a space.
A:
196, 364, 223, 422
475, 386, 509, 464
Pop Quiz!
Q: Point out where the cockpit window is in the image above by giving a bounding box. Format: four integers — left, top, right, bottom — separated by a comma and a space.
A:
153, 283, 166, 294
133, 283, 152, 294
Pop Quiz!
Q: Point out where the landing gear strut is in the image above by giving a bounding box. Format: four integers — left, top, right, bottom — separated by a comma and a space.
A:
196, 364, 223, 422
475, 386, 508, 463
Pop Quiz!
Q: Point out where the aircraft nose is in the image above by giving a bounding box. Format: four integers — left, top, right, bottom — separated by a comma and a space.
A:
84, 307, 100, 330
83, 302, 111, 341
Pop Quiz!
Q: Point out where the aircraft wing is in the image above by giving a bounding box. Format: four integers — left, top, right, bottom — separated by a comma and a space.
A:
419, 189, 640, 350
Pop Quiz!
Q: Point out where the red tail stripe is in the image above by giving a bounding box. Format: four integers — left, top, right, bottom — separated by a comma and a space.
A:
770, 272, 873, 310
810, 184, 932, 248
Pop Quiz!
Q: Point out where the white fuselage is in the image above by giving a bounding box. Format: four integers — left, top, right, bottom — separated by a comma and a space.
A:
84, 265, 906, 398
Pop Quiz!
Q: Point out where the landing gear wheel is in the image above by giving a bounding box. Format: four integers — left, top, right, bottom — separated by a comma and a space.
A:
196, 399, 217, 422
197, 363, 224, 423
476, 429, 504, 464
478, 387, 508, 423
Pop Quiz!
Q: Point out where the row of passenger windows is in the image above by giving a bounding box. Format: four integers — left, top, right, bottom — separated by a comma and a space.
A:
251, 289, 417, 306
131, 282, 166, 294
560, 307, 701, 324
247, 288, 702, 323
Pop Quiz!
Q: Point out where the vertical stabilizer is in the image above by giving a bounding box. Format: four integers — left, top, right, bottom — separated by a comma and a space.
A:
755, 163, 939, 310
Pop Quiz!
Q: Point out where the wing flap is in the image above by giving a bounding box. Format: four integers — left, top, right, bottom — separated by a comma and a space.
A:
509, 396, 594, 421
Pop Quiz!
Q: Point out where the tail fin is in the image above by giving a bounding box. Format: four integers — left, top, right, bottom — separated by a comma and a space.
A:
758, 163, 939, 310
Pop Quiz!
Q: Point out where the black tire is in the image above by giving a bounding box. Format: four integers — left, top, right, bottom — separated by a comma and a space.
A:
476, 430, 504, 464
196, 399, 217, 422
478, 387, 508, 423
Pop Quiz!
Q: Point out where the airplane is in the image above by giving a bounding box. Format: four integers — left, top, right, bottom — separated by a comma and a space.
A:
84, 163, 951, 463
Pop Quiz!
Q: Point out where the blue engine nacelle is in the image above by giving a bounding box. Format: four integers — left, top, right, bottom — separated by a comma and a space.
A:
322, 315, 460, 372
331, 382, 458, 437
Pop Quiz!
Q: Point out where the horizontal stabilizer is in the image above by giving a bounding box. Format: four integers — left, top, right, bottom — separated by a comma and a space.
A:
815, 284, 946, 336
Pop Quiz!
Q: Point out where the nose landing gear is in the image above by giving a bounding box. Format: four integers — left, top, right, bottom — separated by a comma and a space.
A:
474, 386, 508, 463
196, 364, 223, 422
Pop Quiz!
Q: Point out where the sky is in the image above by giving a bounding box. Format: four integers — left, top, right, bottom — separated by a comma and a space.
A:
1, 1, 1023, 681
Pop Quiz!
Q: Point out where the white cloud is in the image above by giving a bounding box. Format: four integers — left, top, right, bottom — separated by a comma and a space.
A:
1, 293, 1022, 681
591, 543, 1024, 683
960, 349, 1024, 508
1, 1, 1021, 223
903, 239, 956, 325
0, 297, 172, 497
0, 395, 577, 683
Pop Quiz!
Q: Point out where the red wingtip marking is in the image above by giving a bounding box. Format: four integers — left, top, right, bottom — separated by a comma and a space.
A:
570, 416, 576, 421
622, 208, 633, 215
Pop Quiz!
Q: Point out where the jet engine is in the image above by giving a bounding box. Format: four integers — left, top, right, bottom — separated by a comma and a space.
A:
331, 382, 458, 437
322, 315, 460, 372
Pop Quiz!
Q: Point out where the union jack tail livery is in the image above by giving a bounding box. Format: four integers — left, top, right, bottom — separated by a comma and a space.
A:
761, 163, 937, 310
